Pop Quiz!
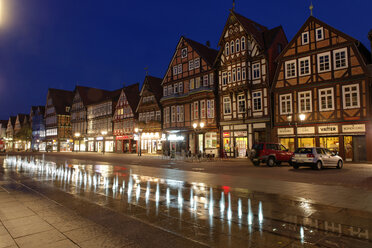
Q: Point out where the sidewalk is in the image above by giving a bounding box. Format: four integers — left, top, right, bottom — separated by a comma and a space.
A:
0, 178, 137, 248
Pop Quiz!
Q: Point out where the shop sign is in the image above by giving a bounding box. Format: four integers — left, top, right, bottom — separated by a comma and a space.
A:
234, 131, 247, 137
342, 124, 365, 133
116, 135, 133, 140
318, 125, 338, 134
223, 132, 230, 137
96, 137, 103, 141
253, 123, 266, 129
277, 128, 294, 135
168, 135, 184, 141
88, 137, 94, 141
297, 127, 315, 134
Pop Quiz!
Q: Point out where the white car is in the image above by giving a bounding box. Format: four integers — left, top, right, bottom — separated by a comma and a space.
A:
291, 147, 343, 170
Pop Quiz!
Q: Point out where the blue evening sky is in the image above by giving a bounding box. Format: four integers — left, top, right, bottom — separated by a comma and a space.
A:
0, 0, 371, 120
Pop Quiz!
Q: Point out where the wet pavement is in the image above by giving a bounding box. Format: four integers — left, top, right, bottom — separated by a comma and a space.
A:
1, 155, 372, 247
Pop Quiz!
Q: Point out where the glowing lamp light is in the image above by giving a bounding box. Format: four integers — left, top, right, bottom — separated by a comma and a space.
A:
134, 128, 139, 133
101, 131, 107, 135
200, 122, 205, 128
74, 132, 81, 137
193, 123, 197, 129
299, 114, 306, 121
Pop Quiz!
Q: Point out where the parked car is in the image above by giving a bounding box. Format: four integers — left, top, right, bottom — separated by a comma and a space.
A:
249, 143, 293, 167
291, 147, 343, 170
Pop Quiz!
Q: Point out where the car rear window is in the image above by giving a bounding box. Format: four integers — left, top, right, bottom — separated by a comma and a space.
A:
294, 148, 313, 154
252, 144, 264, 150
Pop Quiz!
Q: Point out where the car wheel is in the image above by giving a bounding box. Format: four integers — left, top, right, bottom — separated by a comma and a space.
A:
253, 160, 260, 166
293, 163, 299, 169
315, 161, 323, 170
337, 160, 343, 169
267, 157, 275, 167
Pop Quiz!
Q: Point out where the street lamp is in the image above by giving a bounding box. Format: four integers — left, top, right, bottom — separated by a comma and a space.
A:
134, 128, 142, 156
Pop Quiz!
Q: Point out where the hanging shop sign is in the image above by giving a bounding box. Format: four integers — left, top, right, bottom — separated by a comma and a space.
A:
342, 124, 366, 133
277, 128, 294, 135
297, 126, 315, 135
318, 125, 338, 134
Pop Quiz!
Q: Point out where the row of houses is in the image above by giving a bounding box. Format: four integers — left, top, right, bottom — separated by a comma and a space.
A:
1, 11, 372, 162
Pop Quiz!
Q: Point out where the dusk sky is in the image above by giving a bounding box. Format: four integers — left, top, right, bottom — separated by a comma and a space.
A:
0, 0, 371, 120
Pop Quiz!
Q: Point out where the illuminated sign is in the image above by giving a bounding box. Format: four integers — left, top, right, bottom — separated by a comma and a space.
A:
318, 125, 338, 134
167, 135, 184, 141
342, 124, 365, 133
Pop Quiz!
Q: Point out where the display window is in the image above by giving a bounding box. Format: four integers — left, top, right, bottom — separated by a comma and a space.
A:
105, 141, 114, 152
198, 134, 204, 153
279, 138, 295, 152
223, 138, 232, 152
235, 137, 247, 157
205, 132, 217, 148
298, 137, 315, 148
319, 137, 339, 153
344, 136, 353, 161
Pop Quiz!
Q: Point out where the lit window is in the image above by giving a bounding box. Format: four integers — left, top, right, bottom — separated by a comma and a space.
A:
223, 97, 231, 114
190, 79, 195, 90
298, 91, 312, 113
285, 60, 297, 78
319, 88, 334, 111
252, 91, 262, 111
318, 52, 331, 72
195, 77, 200, 88
342, 84, 359, 109
280, 94, 292, 115
334, 48, 348, 69
238, 94, 246, 113
299, 57, 311, 76
252, 63, 260, 79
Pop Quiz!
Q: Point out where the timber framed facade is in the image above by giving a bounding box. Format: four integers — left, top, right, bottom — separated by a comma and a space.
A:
272, 16, 372, 162
160, 37, 219, 157
216, 11, 287, 157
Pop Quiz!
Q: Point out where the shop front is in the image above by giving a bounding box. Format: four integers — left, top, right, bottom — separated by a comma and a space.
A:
140, 132, 164, 154
87, 138, 95, 152
104, 136, 115, 152
60, 139, 73, 152
276, 123, 368, 162
115, 135, 136, 153
166, 133, 187, 158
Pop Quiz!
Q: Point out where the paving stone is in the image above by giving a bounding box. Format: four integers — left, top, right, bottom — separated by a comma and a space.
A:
0, 233, 17, 248
63, 224, 109, 244
3, 215, 53, 238
15, 229, 66, 248
39, 239, 79, 248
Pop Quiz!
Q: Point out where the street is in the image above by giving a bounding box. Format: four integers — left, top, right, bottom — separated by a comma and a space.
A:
1, 152, 372, 247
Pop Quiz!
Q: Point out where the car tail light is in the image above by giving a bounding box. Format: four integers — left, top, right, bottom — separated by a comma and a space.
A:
307, 153, 315, 158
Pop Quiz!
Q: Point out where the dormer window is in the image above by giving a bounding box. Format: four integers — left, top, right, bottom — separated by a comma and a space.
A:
236, 39, 240, 52
225, 43, 229, 56
230, 41, 234, 54
316, 27, 324, 41
302, 32, 309, 45
181, 48, 187, 58
241, 37, 246, 50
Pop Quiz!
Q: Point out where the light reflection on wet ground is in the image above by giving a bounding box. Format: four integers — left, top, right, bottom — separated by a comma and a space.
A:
2, 155, 372, 247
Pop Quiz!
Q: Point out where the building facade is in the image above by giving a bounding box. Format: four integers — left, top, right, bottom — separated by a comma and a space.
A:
113, 84, 139, 153
0, 120, 7, 139
161, 37, 219, 157
44, 88, 74, 152
272, 16, 372, 162
71, 86, 109, 152
216, 11, 288, 157
136, 75, 164, 154
30, 106, 45, 151
14, 114, 31, 151
5, 116, 16, 151
87, 89, 121, 152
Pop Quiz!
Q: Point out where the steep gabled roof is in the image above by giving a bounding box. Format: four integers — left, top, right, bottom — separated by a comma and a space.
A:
75, 86, 111, 106
183, 38, 219, 66
48, 88, 74, 115
233, 11, 268, 47
124, 83, 140, 112
17, 114, 28, 124
143, 75, 163, 100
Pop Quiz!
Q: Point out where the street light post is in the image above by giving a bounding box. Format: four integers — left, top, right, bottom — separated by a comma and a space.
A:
134, 128, 142, 157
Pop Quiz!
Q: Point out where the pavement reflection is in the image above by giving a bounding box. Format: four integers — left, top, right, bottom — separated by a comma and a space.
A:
2, 155, 372, 247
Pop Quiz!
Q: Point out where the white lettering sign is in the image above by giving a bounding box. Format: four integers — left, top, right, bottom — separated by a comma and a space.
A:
168, 135, 184, 141
297, 126, 315, 134
342, 124, 365, 133
318, 125, 338, 134
234, 131, 247, 137
277, 128, 294, 135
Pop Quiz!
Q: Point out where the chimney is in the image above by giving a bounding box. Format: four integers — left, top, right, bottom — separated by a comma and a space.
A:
206, 40, 211, 48
368, 29, 372, 62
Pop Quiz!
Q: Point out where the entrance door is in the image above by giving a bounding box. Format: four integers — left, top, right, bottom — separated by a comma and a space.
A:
353, 136, 366, 162
235, 137, 247, 157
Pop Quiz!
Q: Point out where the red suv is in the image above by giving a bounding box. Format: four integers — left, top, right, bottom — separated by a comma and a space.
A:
249, 143, 293, 167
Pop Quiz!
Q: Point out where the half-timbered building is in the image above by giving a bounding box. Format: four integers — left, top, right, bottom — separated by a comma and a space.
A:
6, 116, 16, 151
216, 11, 287, 157
136, 75, 163, 154
272, 16, 372, 162
30, 106, 45, 151
71, 86, 109, 152
113, 83, 140, 153
45, 88, 74, 152
160, 37, 219, 157
14, 114, 31, 151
